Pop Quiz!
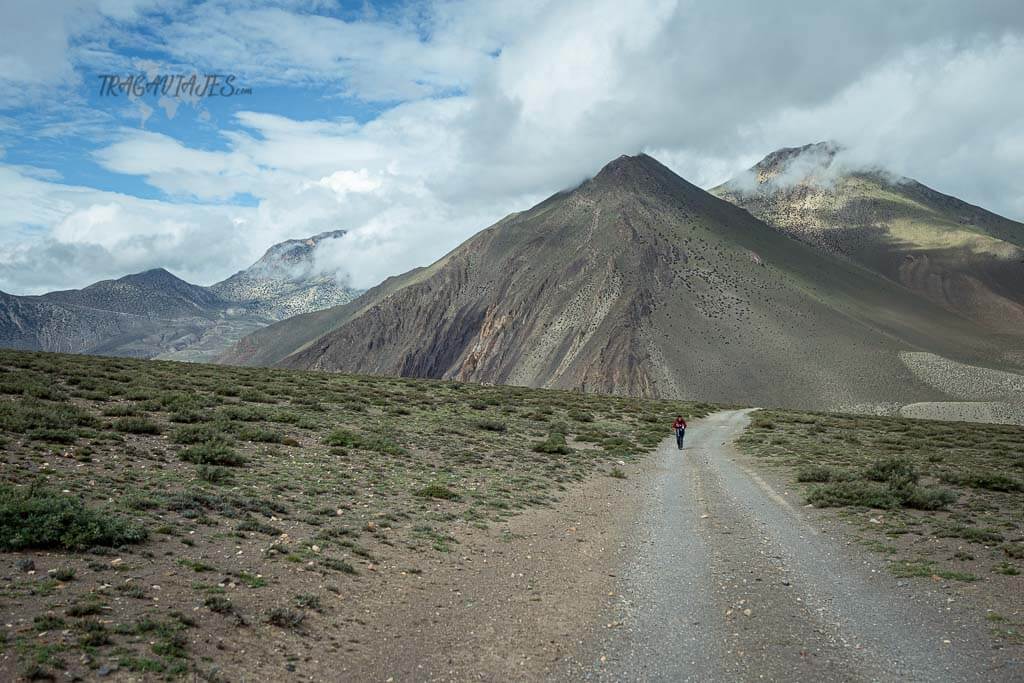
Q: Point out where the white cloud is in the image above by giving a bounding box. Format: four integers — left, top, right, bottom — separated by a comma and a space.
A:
0, 165, 251, 293
3, 0, 1024, 295
315, 169, 382, 195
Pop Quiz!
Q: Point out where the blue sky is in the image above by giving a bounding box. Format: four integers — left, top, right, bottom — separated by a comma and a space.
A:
2, 0, 1024, 294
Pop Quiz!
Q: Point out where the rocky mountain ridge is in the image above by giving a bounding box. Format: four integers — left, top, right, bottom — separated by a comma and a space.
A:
0, 231, 358, 360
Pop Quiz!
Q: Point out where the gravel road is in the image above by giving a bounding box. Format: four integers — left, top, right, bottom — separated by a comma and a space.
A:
587, 409, 1021, 682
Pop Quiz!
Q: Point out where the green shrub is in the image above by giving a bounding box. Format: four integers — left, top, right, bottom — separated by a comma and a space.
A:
0, 399, 96, 434
533, 432, 571, 455
196, 465, 233, 485
54, 567, 76, 582
0, 485, 147, 551
319, 557, 357, 574
172, 424, 228, 445
266, 607, 304, 629
901, 486, 957, 511
115, 417, 161, 435
236, 425, 282, 443
294, 594, 321, 610
204, 596, 233, 614
178, 444, 245, 467
568, 409, 594, 422
806, 481, 900, 509
474, 419, 507, 432
27, 428, 78, 444
102, 404, 141, 417
796, 464, 849, 483
939, 471, 1023, 493
415, 483, 459, 500
864, 457, 917, 490
323, 428, 406, 456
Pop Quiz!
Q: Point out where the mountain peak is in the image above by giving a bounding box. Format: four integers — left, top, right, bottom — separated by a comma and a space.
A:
751, 141, 842, 185
210, 229, 358, 318
584, 152, 710, 204
592, 153, 663, 182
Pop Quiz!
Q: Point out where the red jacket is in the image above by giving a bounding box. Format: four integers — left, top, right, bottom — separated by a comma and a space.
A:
672, 418, 687, 430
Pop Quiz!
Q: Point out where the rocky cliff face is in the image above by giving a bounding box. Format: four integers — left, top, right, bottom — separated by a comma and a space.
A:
712, 142, 1024, 338
228, 153, 1007, 411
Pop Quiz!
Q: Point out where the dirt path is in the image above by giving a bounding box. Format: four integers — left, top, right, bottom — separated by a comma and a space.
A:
584, 409, 1019, 682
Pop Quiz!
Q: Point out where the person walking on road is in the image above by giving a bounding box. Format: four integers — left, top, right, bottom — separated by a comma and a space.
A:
672, 415, 687, 450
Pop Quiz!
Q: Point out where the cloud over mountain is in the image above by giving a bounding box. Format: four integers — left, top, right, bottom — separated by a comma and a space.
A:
2, 1, 1024, 294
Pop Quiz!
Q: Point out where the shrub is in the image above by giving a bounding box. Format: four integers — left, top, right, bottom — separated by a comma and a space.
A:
178, 444, 245, 467
294, 594, 321, 610
27, 428, 78, 444
115, 417, 161, 435
533, 432, 571, 455
204, 596, 233, 614
414, 483, 459, 500
171, 424, 227, 445
0, 399, 96, 434
102, 404, 140, 417
323, 429, 406, 456
266, 607, 304, 629
66, 598, 105, 616
901, 486, 957, 511
939, 471, 1023, 493
806, 481, 900, 509
568, 409, 594, 422
474, 419, 507, 433
196, 465, 233, 485
319, 557, 357, 574
864, 457, 917, 490
236, 515, 282, 536
53, 567, 76, 582
0, 485, 147, 551
236, 426, 282, 443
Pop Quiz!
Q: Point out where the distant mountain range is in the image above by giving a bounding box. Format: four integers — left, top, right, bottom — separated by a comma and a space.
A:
0, 230, 359, 361
219, 151, 1024, 417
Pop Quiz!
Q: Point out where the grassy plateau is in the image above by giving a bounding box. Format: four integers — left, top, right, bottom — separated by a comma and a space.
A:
0, 349, 712, 680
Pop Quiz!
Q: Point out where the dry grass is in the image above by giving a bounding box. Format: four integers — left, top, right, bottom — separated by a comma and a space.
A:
0, 349, 713, 679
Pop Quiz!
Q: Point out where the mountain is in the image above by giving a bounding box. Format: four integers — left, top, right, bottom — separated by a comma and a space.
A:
43, 268, 224, 318
210, 229, 357, 319
711, 142, 1024, 340
0, 232, 360, 361
0, 269, 233, 358
220, 153, 1012, 413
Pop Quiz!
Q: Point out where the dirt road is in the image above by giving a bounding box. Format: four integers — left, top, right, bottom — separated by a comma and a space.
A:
329, 410, 1020, 681
584, 409, 1020, 682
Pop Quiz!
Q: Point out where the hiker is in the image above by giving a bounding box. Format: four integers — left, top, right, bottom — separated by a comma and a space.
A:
672, 415, 687, 450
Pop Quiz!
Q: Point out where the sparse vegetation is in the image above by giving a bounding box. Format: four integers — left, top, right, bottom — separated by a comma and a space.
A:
0, 348, 712, 679
740, 409, 1023, 589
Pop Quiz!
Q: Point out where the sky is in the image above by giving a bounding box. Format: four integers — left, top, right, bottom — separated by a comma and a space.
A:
2, 0, 1024, 294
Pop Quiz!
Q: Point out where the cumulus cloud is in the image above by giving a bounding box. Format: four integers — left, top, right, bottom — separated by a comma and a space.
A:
3, 0, 1024, 294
